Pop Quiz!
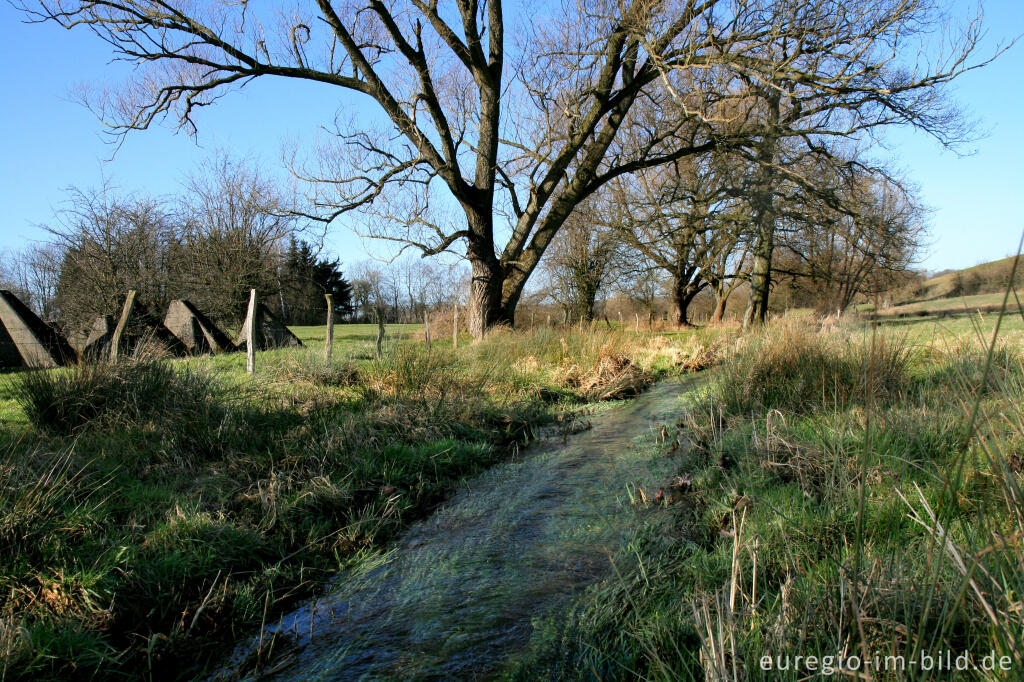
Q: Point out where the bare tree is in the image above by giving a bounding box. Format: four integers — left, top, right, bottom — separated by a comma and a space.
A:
44, 184, 177, 330
779, 170, 927, 314
641, 0, 999, 326
173, 155, 295, 327
21, 0, 817, 337
539, 196, 622, 323
0, 243, 64, 321
348, 263, 385, 324
607, 147, 751, 327
616, 260, 670, 327
700, 220, 751, 323
349, 260, 402, 323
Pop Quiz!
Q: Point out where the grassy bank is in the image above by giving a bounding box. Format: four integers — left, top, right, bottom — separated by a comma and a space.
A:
510, 314, 1024, 680
0, 325, 708, 680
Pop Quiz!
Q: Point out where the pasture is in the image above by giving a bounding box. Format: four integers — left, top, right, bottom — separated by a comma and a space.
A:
1, 307, 1022, 680
0, 322, 700, 679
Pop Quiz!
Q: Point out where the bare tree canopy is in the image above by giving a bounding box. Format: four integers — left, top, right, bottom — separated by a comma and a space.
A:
776, 167, 928, 314
174, 154, 296, 325
640, 0, 1002, 325
14, 0, 760, 337
538, 195, 623, 324
27, 157, 355, 333
43, 183, 178, 329
18, 0, 1000, 334
606, 148, 750, 326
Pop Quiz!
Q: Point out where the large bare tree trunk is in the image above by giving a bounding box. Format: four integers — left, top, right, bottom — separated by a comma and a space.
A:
467, 266, 505, 339
711, 293, 729, 323
464, 192, 510, 338
744, 228, 774, 328
743, 94, 780, 329
671, 277, 701, 328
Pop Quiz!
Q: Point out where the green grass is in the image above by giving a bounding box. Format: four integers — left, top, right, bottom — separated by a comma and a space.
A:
870, 306, 1024, 345
289, 322, 422, 348
907, 256, 1022, 302
858, 255, 1024, 341
0, 322, 703, 680
508, 315, 1024, 681
7, 313, 1022, 680
871, 292, 1023, 317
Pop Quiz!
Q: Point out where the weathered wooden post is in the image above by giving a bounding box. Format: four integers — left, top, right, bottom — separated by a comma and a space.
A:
546, 314, 551, 327
324, 293, 335, 362
634, 312, 640, 333
375, 307, 385, 360
452, 304, 458, 349
109, 289, 136, 362
424, 310, 431, 351
245, 289, 258, 374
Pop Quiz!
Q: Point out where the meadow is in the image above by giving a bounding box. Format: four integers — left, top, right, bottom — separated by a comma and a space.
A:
1, 302, 1022, 680
0, 321, 707, 679
509, 308, 1024, 680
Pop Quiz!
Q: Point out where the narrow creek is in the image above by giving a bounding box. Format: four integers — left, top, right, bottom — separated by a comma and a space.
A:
219, 378, 698, 681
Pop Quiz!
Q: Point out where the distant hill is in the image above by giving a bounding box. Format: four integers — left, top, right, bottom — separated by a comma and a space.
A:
910, 256, 1022, 302
868, 255, 1023, 320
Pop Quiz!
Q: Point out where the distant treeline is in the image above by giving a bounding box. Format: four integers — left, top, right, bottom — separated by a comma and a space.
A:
0, 157, 354, 334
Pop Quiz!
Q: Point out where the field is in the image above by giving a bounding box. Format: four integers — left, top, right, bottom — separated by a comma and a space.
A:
0, 321, 707, 679
509, 308, 1024, 680
2, 299, 1023, 679
906, 256, 1024, 302
866, 292, 1024, 322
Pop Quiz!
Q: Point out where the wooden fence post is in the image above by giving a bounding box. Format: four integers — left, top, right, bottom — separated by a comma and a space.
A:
375, 307, 385, 360
452, 305, 458, 349
634, 312, 640, 333
324, 294, 334, 362
424, 311, 431, 351
109, 289, 136, 362
245, 289, 258, 374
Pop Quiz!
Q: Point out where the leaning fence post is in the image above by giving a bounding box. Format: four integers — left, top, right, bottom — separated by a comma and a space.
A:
452, 304, 458, 349
634, 312, 640, 333
245, 289, 258, 375
424, 310, 431, 351
109, 289, 136, 362
324, 293, 334, 362
375, 307, 385, 360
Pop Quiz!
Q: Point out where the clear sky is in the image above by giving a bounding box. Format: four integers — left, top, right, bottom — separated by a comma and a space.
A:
0, 1, 1022, 273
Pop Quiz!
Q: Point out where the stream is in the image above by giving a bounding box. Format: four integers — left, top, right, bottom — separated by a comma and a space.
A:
218, 378, 697, 681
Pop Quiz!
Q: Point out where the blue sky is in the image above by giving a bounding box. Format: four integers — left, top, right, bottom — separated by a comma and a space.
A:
0, 1, 1021, 273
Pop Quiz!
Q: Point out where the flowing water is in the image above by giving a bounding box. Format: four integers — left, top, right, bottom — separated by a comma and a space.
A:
219, 378, 697, 681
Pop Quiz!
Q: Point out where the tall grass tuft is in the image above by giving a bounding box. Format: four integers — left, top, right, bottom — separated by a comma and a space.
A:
714, 321, 912, 414
11, 361, 225, 436
269, 351, 360, 387
510, 314, 1024, 681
